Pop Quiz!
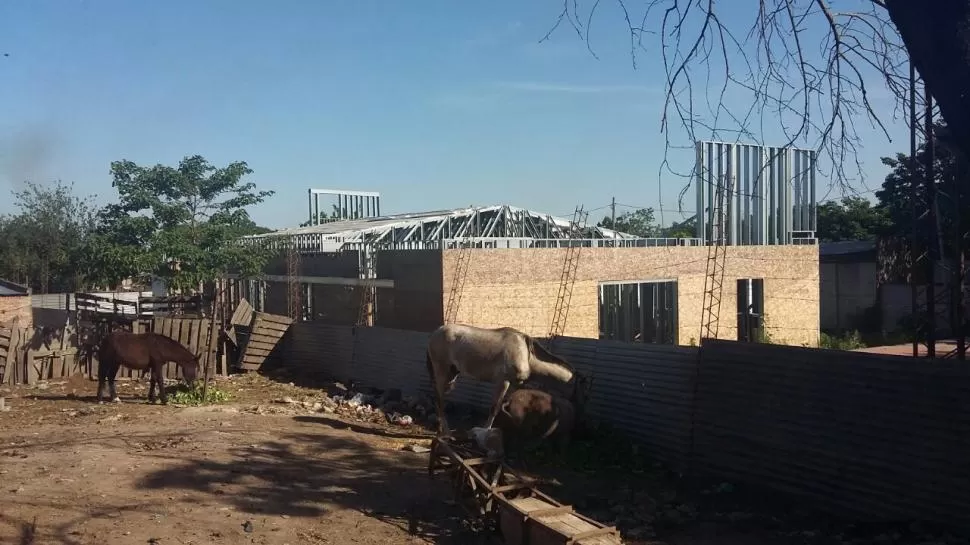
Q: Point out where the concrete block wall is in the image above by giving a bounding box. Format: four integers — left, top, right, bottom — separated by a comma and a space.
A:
443, 245, 820, 347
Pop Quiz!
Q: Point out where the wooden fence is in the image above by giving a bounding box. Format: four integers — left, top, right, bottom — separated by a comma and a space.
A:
279, 321, 970, 531
0, 317, 223, 385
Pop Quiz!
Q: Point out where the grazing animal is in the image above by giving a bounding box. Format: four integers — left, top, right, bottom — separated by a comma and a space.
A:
494, 388, 576, 459
97, 331, 200, 404
425, 323, 590, 435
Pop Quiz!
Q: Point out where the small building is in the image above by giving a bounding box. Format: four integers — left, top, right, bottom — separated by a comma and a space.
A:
238, 204, 820, 347
819, 240, 879, 332
0, 278, 32, 327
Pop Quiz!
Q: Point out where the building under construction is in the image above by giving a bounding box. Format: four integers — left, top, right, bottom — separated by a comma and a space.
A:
238, 142, 821, 347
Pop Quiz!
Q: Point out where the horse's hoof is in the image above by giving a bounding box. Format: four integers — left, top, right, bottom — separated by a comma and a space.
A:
112, 397, 121, 403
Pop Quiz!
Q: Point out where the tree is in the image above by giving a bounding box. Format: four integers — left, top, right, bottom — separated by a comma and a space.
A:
541, 1, 970, 194
874, 122, 969, 250
816, 197, 890, 242
0, 180, 99, 293
88, 155, 276, 291
597, 207, 659, 237
300, 204, 348, 227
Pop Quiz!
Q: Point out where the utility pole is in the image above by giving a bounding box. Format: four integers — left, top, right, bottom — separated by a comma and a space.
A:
610, 197, 617, 242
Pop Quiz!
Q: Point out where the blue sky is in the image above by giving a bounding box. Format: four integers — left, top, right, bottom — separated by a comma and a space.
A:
0, 1, 909, 229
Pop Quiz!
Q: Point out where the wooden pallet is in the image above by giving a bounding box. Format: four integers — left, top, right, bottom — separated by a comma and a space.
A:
236, 311, 293, 371
428, 436, 623, 545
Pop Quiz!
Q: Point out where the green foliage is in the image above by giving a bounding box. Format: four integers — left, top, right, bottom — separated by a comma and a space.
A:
662, 216, 697, 238
0, 180, 99, 292
819, 330, 867, 350
300, 204, 348, 227
597, 207, 659, 237
87, 155, 276, 290
816, 196, 890, 242
876, 122, 969, 247
167, 382, 233, 405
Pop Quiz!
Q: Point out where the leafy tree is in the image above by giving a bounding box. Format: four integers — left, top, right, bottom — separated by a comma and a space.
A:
597, 208, 659, 237
662, 216, 697, 238
816, 197, 891, 242
875, 122, 969, 250
87, 155, 276, 291
0, 180, 99, 293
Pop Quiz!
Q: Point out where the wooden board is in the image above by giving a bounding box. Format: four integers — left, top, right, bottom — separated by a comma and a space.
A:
236, 311, 294, 371
500, 496, 621, 545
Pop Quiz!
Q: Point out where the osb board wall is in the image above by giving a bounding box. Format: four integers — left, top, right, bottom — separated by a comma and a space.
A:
442, 245, 819, 347
0, 295, 32, 329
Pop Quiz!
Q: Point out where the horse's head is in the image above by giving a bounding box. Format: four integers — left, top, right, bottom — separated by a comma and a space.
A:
182, 355, 201, 385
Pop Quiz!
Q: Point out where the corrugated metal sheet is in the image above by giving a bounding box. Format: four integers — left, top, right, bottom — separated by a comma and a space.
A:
282, 322, 355, 382
554, 336, 697, 466
694, 339, 970, 529
352, 326, 430, 395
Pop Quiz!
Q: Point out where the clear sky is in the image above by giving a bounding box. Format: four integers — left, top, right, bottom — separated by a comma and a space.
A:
0, 1, 910, 229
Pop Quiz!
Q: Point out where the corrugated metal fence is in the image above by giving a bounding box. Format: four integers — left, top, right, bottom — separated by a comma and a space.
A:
694, 339, 970, 527
280, 322, 970, 530
281, 322, 697, 465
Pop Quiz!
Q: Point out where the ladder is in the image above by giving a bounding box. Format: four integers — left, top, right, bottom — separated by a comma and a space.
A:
700, 175, 733, 341
548, 206, 589, 341
444, 238, 473, 324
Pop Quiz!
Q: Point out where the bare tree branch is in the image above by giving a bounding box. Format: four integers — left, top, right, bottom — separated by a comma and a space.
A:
543, 0, 910, 212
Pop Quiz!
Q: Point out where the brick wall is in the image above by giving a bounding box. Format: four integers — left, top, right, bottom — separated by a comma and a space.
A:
0, 295, 33, 328
442, 245, 820, 347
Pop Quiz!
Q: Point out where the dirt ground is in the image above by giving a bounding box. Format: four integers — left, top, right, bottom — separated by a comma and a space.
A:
0, 373, 965, 545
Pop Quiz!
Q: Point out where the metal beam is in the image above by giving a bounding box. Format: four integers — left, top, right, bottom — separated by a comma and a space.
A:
226, 274, 394, 288
309, 189, 381, 197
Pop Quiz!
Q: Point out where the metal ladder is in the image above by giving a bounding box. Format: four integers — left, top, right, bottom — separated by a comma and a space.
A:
548, 206, 589, 341
700, 175, 733, 341
444, 238, 473, 324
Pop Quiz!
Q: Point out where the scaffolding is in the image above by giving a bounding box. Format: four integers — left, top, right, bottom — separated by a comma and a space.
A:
700, 174, 734, 341
548, 206, 589, 341
286, 242, 302, 321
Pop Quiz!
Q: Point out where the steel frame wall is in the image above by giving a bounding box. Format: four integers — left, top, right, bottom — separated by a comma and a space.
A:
695, 141, 818, 245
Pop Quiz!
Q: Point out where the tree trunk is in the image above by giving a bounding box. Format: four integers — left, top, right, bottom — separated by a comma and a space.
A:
886, 0, 970, 159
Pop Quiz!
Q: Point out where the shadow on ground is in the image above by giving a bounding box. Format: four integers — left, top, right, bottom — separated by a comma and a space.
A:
135, 428, 495, 544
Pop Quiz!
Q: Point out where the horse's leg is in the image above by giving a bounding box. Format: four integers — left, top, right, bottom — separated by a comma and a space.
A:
109, 362, 121, 403
157, 363, 169, 405
483, 379, 512, 430
426, 352, 455, 436
147, 367, 157, 404
96, 359, 109, 404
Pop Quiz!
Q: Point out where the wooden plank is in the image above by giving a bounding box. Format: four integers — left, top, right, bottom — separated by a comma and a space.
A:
248, 326, 286, 340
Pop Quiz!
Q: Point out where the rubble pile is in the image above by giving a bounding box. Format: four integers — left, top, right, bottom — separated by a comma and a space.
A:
270, 385, 435, 429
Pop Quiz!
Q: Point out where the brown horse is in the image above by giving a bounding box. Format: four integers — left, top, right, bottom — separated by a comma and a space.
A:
97, 331, 200, 404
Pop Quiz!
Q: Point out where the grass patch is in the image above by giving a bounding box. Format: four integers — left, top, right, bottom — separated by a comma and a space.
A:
819, 330, 867, 350
166, 382, 233, 405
